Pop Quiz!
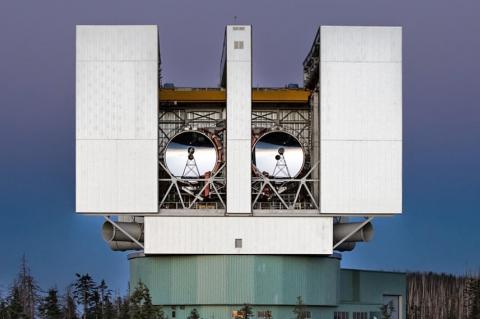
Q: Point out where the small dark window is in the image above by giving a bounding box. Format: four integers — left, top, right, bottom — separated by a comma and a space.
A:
235, 238, 242, 248
353, 312, 367, 319
234, 41, 244, 49
172, 310, 176, 318
335, 312, 349, 319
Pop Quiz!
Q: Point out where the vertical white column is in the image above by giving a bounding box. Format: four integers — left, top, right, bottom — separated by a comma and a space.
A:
226, 25, 252, 213
319, 26, 402, 214
76, 25, 159, 213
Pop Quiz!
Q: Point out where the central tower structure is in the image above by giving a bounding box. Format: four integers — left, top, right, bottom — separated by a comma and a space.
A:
76, 24, 404, 319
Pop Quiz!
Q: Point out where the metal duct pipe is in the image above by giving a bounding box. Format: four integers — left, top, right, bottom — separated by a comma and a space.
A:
107, 241, 142, 251
335, 242, 357, 252
333, 222, 374, 243
101, 221, 144, 242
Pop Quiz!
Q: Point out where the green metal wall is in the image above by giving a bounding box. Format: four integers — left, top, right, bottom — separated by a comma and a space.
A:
129, 255, 340, 306
339, 269, 407, 319
129, 255, 406, 319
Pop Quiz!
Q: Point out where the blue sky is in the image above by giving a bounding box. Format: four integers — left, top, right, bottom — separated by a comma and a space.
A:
0, 0, 479, 293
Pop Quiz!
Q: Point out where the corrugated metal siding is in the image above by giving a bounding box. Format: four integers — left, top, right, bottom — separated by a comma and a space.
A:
340, 269, 406, 308
319, 26, 402, 214
129, 255, 339, 306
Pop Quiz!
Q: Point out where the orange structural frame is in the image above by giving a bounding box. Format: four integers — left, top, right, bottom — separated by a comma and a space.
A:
159, 88, 311, 104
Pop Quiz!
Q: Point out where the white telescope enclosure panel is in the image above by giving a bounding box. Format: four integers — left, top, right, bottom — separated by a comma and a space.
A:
76, 25, 158, 213
144, 216, 332, 255
226, 25, 252, 213
320, 26, 402, 214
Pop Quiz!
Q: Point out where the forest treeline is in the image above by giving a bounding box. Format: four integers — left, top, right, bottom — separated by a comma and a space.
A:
407, 271, 480, 319
1, 257, 480, 319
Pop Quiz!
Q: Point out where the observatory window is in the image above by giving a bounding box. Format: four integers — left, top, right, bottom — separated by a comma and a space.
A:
234, 41, 244, 49
233, 26, 245, 31
334, 312, 349, 319
353, 312, 367, 319
235, 238, 242, 248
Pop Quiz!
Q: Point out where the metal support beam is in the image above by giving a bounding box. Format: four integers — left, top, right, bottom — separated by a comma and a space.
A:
103, 216, 144, 249
332, 217, 374, 250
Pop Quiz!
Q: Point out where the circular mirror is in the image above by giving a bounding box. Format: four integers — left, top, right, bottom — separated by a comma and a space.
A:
253, 131, 304, 178
165, 131, 217, 178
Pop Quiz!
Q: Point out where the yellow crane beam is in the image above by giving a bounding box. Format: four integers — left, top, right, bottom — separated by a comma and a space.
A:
159, 88, 311, 104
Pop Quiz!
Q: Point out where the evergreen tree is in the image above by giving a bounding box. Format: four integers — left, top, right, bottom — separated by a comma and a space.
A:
72, 274, 96, 319
0, 295, 8, 319
234, 304, 253, 319
116, 296, 130, 319
240, 304, 253, 318
96, 280, 109, 318
38, 288, 62, 319
15, 255, 39, 319
292, 296, 308, 319
89, 289, 101, 319
8, 286, 25, 319
62, 286, 78, 319
129, 282, 162, 319
380, 301, 394, 319
102, 296, 115, 319
187, 308, 200, 319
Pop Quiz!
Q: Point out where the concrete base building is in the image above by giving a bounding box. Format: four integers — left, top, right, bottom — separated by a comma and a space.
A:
76, 24, 404, 319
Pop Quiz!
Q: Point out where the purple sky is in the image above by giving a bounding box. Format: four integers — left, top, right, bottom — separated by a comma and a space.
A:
0, 0, 479, 293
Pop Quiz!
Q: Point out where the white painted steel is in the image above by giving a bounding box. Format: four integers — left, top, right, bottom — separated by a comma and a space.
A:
76, 25, 158, 61
144, 216, 333, 254
226, 25, 252, 213
76, 140, 157, 212
76, 25, 158, 213
319, 26, 402, 214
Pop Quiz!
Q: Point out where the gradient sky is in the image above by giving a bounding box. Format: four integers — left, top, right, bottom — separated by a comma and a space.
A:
1, 0, 479, 294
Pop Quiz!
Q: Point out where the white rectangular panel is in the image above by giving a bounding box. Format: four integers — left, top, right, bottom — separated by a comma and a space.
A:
76, 25, 158, 61
321, 62, 402, 141
321, 140, 402, 213
226, 140, 252, 213
76, 25, 158, 213
320, 26, 401, 62
226, 61, 252, 140
76, 140, 158, 212
319, 26, 402, 215
144, 216, 333, 255
226, 25, 252, 213
76, 61, 158, 140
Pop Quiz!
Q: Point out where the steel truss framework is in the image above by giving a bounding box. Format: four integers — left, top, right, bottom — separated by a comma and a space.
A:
158, 107, 317, 212
158, 108, 226, 211
251, 108, 317, 211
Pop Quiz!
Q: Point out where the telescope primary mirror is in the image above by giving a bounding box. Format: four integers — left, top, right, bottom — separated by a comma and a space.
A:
253, 131, 304, 178
165, 131, 218, 178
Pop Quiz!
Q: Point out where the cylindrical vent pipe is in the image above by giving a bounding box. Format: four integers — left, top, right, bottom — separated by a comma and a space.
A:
335, 242, 357, 252
333, 222, 374, 244
102, 222, 143, 251
107, 241, 142, 251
